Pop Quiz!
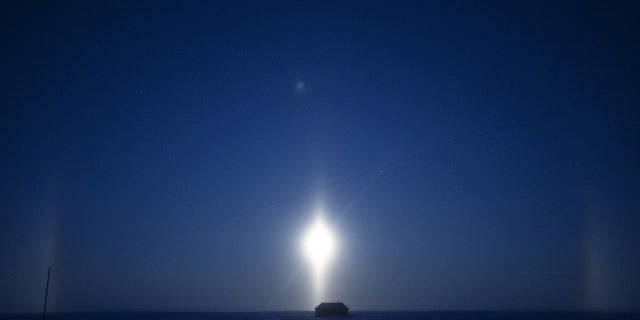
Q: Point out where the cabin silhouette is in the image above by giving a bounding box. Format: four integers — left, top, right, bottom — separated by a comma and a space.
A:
315, 302, 349, 317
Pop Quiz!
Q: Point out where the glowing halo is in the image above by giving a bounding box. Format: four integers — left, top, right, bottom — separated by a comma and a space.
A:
301, 213, 337, 304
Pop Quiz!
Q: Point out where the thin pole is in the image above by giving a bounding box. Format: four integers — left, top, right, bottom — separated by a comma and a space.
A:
42, 266, 51, 320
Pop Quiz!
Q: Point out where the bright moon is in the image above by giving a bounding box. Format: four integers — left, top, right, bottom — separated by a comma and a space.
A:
303, 214, 336, 267
302, 213, 336, 303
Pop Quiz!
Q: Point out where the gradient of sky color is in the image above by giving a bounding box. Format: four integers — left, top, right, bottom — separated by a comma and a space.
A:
2, 0, 639, 313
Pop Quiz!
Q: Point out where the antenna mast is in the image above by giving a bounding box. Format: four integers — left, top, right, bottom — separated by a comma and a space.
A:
42, 266, 51, 320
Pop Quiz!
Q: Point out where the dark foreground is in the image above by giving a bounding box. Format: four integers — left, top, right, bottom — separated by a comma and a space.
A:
1, 312, 639, 320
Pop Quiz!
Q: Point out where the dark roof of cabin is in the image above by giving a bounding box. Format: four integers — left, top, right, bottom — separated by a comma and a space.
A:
315, 302, 349, 311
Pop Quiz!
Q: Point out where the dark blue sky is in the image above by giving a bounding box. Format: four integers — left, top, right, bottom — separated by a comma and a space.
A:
2, 0, 640, 313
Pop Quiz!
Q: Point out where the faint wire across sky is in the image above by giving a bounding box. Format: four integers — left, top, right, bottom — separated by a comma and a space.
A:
60, 88, 618, 272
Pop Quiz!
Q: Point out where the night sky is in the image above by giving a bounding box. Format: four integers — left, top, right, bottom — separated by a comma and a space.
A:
2, 0, 640, 313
